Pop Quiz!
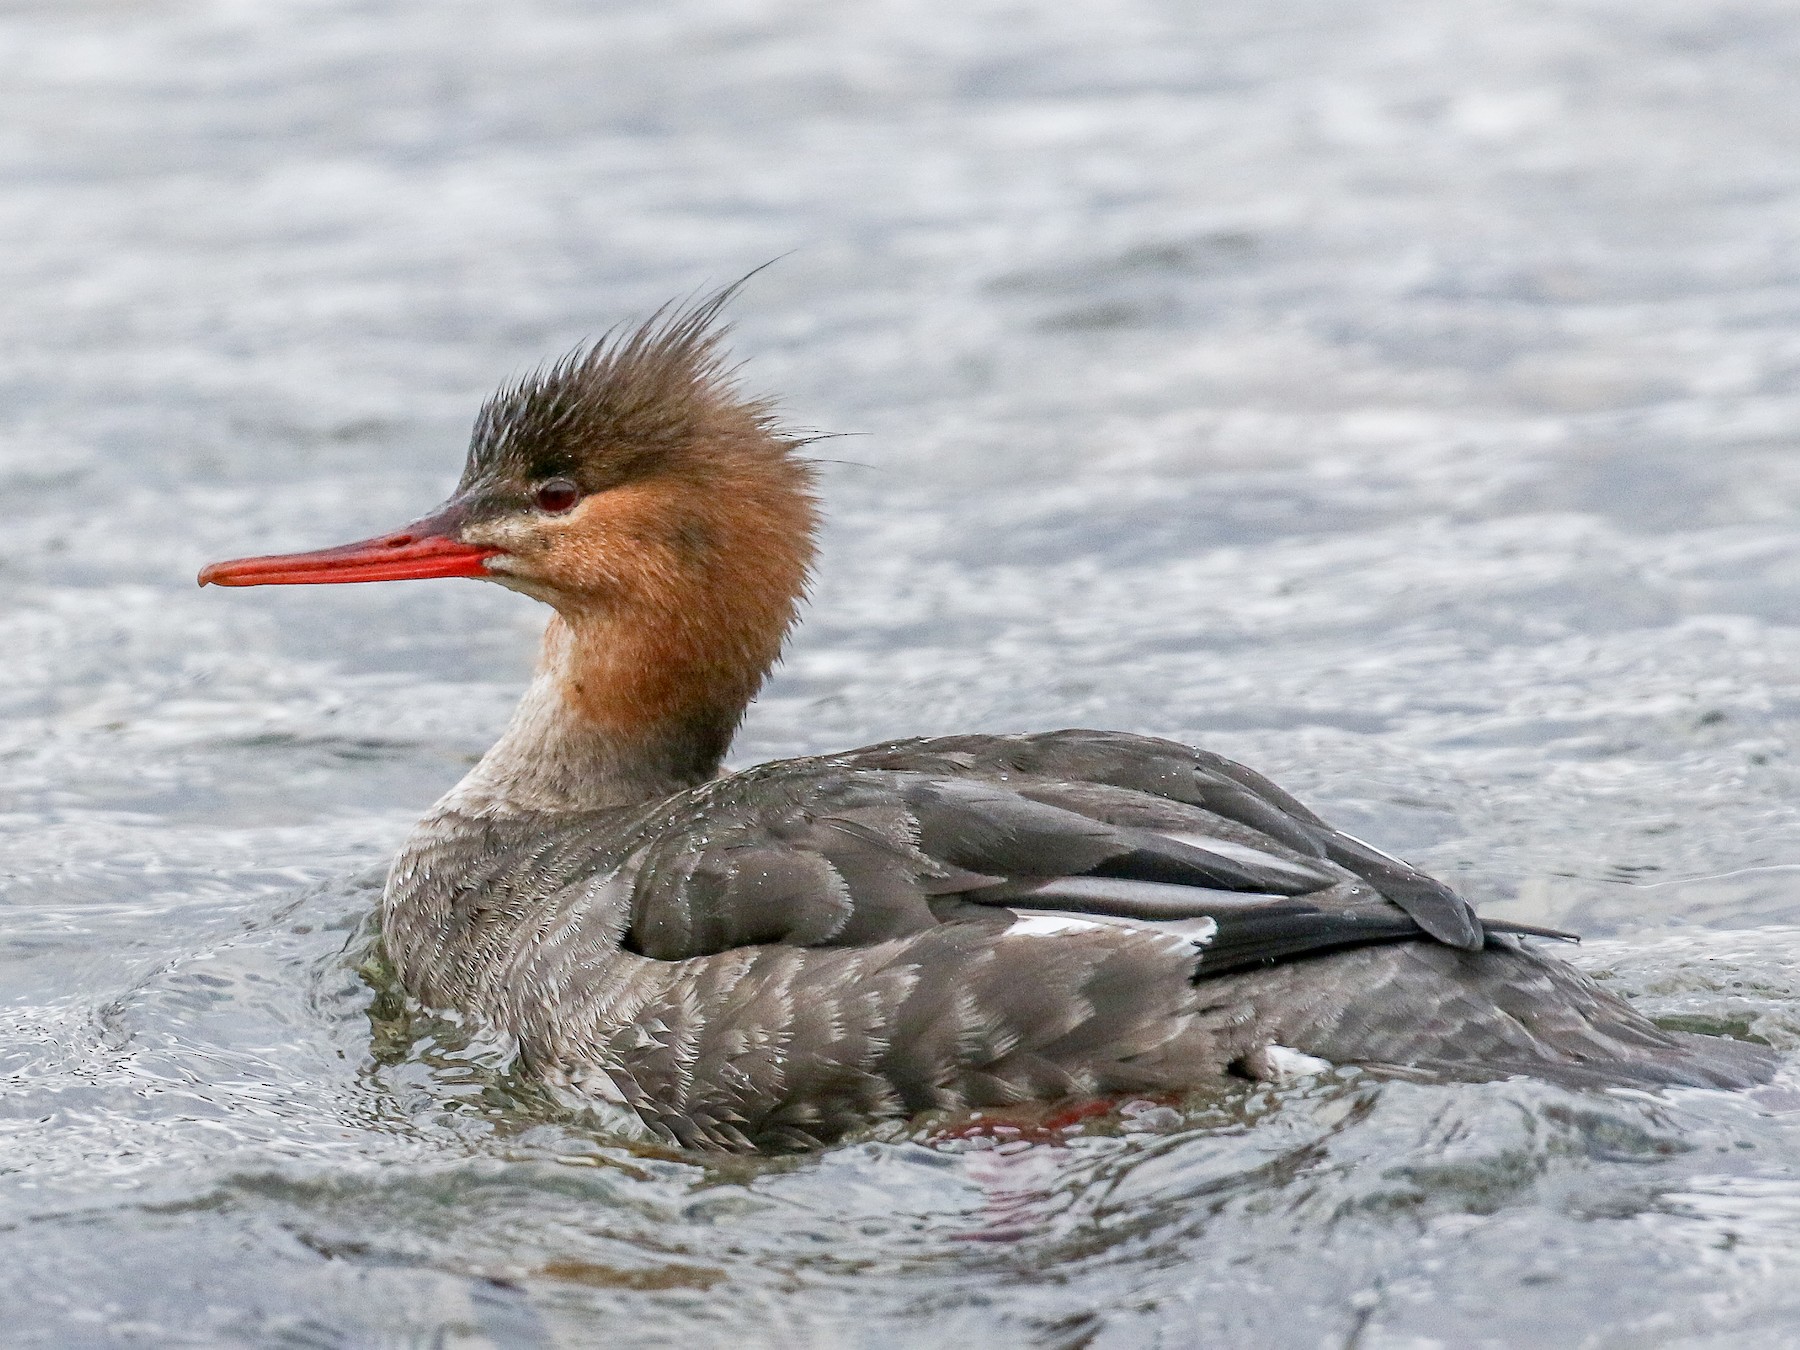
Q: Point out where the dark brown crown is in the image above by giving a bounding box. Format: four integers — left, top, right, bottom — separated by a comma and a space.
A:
458, 286, 800, 501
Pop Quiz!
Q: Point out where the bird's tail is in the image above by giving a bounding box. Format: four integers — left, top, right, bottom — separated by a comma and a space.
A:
1240, 938, 1779, 1091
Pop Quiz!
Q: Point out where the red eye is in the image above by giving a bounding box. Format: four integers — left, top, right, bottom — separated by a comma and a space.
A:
533, 478, 581, 514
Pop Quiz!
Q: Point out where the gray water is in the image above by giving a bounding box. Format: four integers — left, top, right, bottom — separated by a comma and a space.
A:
5, 1, 1800, 1344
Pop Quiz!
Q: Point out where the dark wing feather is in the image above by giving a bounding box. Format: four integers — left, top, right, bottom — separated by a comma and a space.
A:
899, 778, 1328, 894
844, 730, 1487, 950
1191, 902, 1436, 975
1148, 741, 1486, 948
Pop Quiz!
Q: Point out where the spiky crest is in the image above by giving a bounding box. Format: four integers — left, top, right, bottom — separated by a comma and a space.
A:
460, 283, 797, 498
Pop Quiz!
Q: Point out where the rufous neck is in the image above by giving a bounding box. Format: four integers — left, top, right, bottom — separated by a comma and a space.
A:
439, 612, 748, 816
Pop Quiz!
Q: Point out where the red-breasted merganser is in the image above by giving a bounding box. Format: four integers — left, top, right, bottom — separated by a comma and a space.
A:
199, 292, 1774, 1150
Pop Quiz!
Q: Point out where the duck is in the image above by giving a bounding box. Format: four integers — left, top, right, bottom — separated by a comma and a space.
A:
199, 290, 1776, 1150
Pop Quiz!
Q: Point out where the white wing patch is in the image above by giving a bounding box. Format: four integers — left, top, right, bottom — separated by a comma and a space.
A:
1263, 1045, 1332, 1076
1006, 910, 1220, 951
1007, 914, 1105, 937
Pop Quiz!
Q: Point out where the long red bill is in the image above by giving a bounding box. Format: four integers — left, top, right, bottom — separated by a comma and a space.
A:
198, 514, 500, 588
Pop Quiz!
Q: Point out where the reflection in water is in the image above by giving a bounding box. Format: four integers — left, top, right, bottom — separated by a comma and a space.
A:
4, 0, 1800, 1342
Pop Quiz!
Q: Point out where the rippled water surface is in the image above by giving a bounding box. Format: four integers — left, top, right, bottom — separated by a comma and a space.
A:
6, 1, 1800, 1344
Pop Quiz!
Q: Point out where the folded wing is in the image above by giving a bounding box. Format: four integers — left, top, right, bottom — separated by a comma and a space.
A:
620, 733, 1566, 974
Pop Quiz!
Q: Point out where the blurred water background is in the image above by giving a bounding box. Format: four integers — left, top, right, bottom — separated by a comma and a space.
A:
4, 0, 1800, 1344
